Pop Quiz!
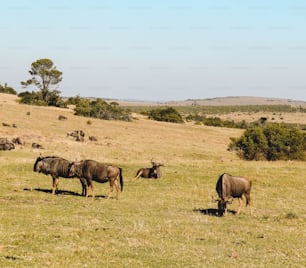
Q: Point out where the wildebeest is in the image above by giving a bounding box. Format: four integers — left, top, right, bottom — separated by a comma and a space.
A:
67, 130, 85, 142
33, 155, 86, 195
0, 142, 15, 150
58, 115, 67, 121
32, 142, 44, 149
69, 159, 123, 199
0, 138, 15, 150
215, 173, 252, 216
135, 160, 164, 179
67, 130, 79, 138
89, 136, 98, 141
12, 137, 24, 145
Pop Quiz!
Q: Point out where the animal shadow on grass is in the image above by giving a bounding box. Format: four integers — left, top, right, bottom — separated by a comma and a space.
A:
193, 208, 236, 217
24, 188, 82, 196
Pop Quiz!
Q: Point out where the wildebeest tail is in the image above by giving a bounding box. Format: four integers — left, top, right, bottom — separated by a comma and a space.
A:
119, 167, 123, 191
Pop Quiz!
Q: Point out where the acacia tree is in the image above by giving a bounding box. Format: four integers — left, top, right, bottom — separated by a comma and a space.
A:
21, 58, 63, 103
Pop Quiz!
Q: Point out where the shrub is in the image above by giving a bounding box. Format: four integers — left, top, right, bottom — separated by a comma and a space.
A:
0, 83, 17, 95
74, 98, 131, 121
18, 90, 66, 108
229, 124, 306, 161
147, 107, 184, 123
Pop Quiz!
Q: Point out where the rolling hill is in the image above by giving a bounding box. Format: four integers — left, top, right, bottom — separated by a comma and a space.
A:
0, 92, 305, 267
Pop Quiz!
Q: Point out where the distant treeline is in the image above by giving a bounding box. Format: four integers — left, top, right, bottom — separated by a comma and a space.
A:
124, 104, 306, 115
133, 105, 306, 129
185, 114, 306, 130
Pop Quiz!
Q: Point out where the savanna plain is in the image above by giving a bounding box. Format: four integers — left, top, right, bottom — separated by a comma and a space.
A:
0, 93, 305, 267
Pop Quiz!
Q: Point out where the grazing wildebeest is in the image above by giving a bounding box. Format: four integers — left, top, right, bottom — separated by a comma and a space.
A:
135, 160, 163, 179
69, 159, 123, 199
215, 173, 252, 216
33, 155, 86, 195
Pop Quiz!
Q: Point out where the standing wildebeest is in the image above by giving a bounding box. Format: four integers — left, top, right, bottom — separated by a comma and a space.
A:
135, 160, 163, 179
69, 159, 123, 199
33, 156, 86, 195
216, 173, 252, 216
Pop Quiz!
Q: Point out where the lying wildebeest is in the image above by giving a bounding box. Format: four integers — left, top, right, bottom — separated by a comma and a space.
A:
67, 130, 79, 138
33, 155, 86, 195
69, 159, 123, 199
89, 136, 98, 141
32, 143, 44, 149
0, 142, 15, 150
58, 115, 67, 121
135, 160, 164, 179
67, 130, 85, 142
215, 173, 252, 216
0, 138, 15, 150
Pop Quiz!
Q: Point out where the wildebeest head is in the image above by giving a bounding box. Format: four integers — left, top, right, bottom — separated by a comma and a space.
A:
33, 156, 44, 172
216, 197, 233, 216
151, 160, 164, 178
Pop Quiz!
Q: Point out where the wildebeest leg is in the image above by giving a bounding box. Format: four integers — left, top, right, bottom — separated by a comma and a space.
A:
237, 198, 243, 215
89, 180, 95, 199
245, 194, 252, 215
114, 178, 120, 200
52, 176, 59, 194
135, 170, 143, 179
107, 179, 114, 199
79, 178, 87, 196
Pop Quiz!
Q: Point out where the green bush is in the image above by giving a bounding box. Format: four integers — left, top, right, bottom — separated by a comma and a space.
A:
18, 91, 47, 106
147, 107, 184, 123
74, 98, 131, 121
185, 114, 248, 129
229, 124, 306, 161
0, 83, 17, 95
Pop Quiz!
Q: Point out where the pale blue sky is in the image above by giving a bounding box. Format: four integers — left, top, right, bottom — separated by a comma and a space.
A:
1, 0, 305, 101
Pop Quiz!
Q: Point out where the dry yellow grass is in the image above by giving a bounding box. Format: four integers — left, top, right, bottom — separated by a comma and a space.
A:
0, 93, 242, 169
0, 93, 305, 267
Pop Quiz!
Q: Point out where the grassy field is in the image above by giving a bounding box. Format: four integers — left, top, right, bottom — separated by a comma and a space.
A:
0, 93, 305, 267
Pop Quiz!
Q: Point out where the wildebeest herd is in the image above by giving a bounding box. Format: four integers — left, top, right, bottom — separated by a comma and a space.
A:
33, 155, 252, 216
33, 156, 162, 200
